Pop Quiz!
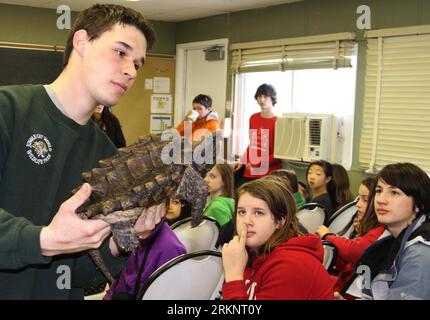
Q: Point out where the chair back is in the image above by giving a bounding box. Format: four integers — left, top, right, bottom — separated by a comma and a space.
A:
327, 199, 358, 238
296, 203, 325, 233
139, 250, 224, 300
171, 216, 221, 252
322, 240, 338, 273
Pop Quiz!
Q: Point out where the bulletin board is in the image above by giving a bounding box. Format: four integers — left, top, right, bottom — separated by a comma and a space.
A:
112, 54, 175, 145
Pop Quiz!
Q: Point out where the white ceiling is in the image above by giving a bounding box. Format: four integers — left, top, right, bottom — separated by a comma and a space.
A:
0, 0, 302, 22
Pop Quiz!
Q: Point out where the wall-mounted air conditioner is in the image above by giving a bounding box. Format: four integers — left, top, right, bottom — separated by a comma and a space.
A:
274, 113, 336, 162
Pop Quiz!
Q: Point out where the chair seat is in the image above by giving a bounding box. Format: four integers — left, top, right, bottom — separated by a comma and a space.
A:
172, 216, 221, 253
297, 203, 325, 233
327, 199, 358, 238
138, 250, 224, 300
322, 240, 338, 273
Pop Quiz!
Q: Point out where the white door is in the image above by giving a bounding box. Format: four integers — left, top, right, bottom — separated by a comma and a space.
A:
175, 39, 228, 127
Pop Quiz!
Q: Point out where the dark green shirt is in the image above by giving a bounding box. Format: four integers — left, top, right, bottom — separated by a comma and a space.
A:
0, 85, 126, 299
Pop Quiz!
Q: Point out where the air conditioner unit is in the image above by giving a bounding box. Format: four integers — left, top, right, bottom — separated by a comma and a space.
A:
274, 113, 336, 162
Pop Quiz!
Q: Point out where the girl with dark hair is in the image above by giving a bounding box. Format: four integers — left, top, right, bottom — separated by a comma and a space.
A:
104, 202, 186, 300
92, 105, 126, 148
306, 160, 338, 224
165, 198, 192, 226
233, 84, 282, 187
352, 176, 381, 237
341, 163, 430, 300
221, 177, 334, 300
332, 163, 354, 209
315, 176, 384, 294
203, 164, 235, 226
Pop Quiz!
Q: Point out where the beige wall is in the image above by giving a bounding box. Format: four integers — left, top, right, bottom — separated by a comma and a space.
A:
113, 55, 176, 145
0, 3, 176, 55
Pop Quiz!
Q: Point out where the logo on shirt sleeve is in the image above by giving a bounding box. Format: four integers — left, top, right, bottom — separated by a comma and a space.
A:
26, 134, 53, 165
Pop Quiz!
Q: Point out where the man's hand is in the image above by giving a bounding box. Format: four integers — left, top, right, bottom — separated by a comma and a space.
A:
40, 183, 111, 256
134, 202, 166, 239
222, 226, 248, 282
108, 203, 167, 256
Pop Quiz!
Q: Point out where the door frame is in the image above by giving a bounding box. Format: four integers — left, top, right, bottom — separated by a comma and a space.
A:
174, 38, 229, 126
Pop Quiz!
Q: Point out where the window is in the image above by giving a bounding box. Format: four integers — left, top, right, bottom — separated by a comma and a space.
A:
359, 25, 430, 173
231, 33, 357, 169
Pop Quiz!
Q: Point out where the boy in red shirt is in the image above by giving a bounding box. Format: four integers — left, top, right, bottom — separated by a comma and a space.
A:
233, 84, 281, 187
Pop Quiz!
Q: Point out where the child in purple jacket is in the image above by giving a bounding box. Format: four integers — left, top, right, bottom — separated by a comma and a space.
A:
104, 199, 188, 300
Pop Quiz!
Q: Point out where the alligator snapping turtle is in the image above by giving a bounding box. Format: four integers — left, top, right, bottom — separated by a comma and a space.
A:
75, 131, 223, 283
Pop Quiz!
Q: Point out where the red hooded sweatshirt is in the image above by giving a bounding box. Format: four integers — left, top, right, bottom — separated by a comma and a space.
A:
222, 234, 334, 300
325, 226, 385, 292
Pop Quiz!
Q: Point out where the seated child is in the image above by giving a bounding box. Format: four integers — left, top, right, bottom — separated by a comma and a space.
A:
306, 160, 338, 224
315, 177, 384, 293
342, 163, 430, 300
222, 177, 334, 300
204, 164, 235, 226
104, 201, 187, 300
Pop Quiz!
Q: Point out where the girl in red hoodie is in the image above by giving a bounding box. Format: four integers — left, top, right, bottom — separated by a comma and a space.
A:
222, 177, 334, 300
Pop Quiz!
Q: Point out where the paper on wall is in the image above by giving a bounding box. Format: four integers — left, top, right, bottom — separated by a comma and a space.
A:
150, 114, 172, 133
153, 77, 170, 93
151, 94, 172, 114
145, 78, 153, 90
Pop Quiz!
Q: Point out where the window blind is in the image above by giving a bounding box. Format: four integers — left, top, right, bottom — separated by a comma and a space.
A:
359, 25, 430, 173
230, 32, 356, 73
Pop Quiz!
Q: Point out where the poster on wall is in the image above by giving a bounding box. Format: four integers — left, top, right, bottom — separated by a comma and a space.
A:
150, 114, 173, 133
144, 78, 153, 90
153, 76, 170, 93
151, 94, 172, 114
